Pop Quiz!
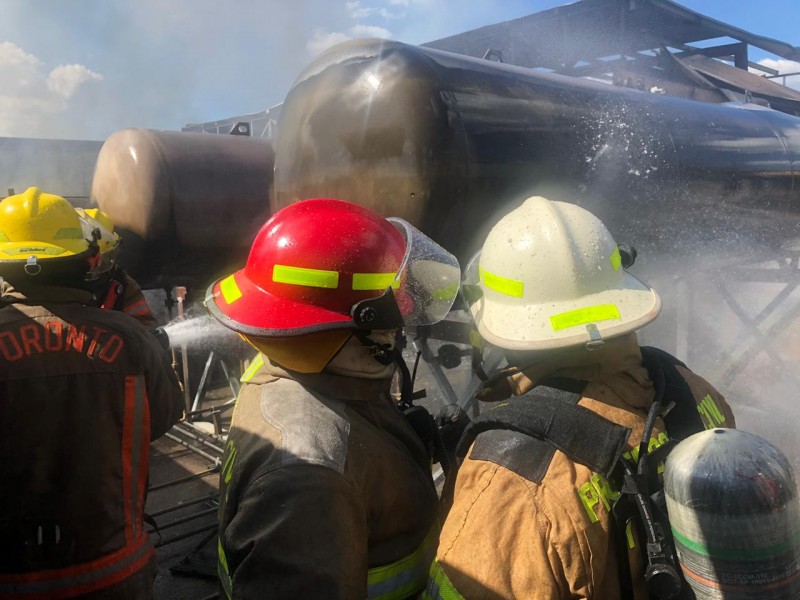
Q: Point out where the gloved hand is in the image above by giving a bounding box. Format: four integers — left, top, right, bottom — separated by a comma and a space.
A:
434, 404, 470, 466
150, 327, 170, 351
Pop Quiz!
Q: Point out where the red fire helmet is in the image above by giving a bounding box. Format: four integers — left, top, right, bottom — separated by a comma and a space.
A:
205, 198, 409, 336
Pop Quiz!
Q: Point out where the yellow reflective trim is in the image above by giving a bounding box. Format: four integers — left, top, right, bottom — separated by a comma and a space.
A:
610, 247, 622, 271
578, 481, 601, 523
425, 560, 466, 600
368, 527, 436, 599
273, 264, 339, 288
218, 538, 233, 600
626, 520, 636, 549
479, 264, 524, 298
0, 245, 66, 256
52, 227, 84, 240
698, 394, 726, 429
550, 304, 621, 331
352, 272, 399, 291
220, 275, 243, 305
222, 439, 238, 485
469, 329, 484, 350
432, 283, 459, 301
240, 353, 264, 383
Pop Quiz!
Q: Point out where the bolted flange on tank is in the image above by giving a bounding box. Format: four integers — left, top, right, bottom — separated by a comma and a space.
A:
665, 428, 800, 599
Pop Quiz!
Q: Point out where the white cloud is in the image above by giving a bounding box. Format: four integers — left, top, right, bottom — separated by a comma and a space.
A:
346, 1, 376, 19
345, 0, 402, 20
0, 41, 102, 136
47, 64, 103, 98
755, 58, 800, 90
349, 24, 392, 38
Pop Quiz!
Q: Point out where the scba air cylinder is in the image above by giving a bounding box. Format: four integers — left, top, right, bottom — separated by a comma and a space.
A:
665, 428, 800, 599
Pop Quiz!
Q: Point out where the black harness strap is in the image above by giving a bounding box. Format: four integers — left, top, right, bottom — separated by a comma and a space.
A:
441, 386, 632, 513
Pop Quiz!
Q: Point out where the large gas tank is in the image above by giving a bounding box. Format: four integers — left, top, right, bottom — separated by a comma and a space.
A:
91, 128, 274, 289
665, 428, 800, 599
273, 39, 800, 261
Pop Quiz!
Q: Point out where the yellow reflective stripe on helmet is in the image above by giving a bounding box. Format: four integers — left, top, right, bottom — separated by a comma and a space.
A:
240, 353, 264, 383
220, 274, 243, 304
479, 264, 524, 298
353, 272, 399, 291
367, 528, 436, 599
610, 247, 622, 271
424, 560, 466, 600
52, 227, 84, 240
550, 304, 621, 331
273, 264, 339, 288
0, 245, 68, 256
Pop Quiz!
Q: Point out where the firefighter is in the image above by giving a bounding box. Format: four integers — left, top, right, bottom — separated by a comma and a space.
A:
0, 187, 184, 599
75, 207, 158, 327
426, 196, 736, 600
205, 198, 461, 599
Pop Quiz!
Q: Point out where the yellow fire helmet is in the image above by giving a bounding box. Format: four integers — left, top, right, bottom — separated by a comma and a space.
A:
0, 187, 97, 279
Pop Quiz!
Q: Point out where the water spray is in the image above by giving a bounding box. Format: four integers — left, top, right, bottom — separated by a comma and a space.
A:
155, 314, 241, 350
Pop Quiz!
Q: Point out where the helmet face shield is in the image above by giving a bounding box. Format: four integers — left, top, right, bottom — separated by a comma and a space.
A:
386, 218, 460, 327
75, 208, 121, 281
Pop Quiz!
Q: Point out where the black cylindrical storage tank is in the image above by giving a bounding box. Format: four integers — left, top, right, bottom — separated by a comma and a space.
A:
273, 39, 800, 262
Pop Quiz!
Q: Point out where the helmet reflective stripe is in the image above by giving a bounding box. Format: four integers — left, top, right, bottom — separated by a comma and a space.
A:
550, 304, 621, 331
272, 264, 399, 291
273, 264, 339, 288
52, 227, 84, 240
479, 264, 524, 298
220, 275, 243, 304
353, 272, 399, 291
610, 247, 622, 271
1, 245, 68, 256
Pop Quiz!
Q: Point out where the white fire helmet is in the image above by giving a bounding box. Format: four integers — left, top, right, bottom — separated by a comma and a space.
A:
464, 196, 661, 351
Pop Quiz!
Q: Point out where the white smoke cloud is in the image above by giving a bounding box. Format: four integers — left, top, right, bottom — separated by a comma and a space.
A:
0, 41, 102, 137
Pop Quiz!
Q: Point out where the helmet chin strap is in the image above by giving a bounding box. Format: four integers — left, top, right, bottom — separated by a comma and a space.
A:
353, 330, 397, 366
354, 330, 414, 409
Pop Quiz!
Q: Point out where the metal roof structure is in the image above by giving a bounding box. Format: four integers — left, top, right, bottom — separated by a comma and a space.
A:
423, 0, 800, 114
424, 0, 800, 71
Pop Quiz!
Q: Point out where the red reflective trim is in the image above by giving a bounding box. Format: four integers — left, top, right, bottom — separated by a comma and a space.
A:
124, 299, 152, 316
121, 375, 135, 542
0, 534, 152, 584
137, 387, 152, 534
43, 544, 154, 600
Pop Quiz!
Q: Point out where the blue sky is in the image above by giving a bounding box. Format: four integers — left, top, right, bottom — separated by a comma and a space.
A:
0, 0, 798, 140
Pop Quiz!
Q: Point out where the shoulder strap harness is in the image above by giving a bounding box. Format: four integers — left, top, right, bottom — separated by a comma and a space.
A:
449, 346, 707, 600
